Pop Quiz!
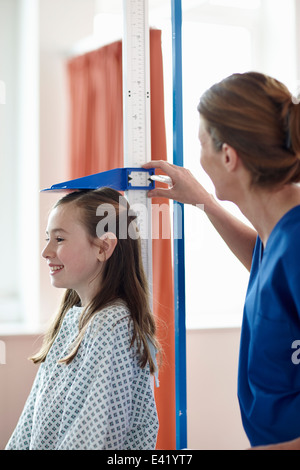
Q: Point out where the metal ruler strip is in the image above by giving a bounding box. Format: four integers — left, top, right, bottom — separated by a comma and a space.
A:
122, 0, 153, 291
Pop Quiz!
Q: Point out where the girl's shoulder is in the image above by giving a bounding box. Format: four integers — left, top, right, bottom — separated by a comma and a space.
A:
87, 301, 132, 339
96, 300, 130, 321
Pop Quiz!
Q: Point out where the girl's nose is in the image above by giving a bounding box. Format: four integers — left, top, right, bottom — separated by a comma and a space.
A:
42, 242, 54, 259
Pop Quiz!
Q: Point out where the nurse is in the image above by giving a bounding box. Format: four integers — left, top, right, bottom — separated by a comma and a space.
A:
144, 71, 300, 450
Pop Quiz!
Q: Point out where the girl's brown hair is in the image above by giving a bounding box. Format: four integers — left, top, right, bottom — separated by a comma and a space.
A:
198, 71, 300, 188
31, 188, 158, 373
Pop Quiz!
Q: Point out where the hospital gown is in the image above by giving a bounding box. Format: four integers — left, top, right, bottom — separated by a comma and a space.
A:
5, 303, 159, 450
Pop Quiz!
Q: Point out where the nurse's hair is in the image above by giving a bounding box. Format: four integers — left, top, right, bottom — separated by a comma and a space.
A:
31, 187, 159, 373
198, 71, 300, 188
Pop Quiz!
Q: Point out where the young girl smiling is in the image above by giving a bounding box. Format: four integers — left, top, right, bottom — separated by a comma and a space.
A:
6, 188, 159, 450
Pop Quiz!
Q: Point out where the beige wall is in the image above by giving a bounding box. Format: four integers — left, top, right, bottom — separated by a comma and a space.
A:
0, 335, 43, 449
187, 329, 249, 450
0, 329, 249, 450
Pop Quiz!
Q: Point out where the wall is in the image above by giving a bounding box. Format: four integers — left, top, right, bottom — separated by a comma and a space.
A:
0, 329, 249, 450
0, 335, 43, 449
187, 329, 249, 450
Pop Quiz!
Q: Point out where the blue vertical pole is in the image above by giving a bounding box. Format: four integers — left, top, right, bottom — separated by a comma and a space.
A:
171, 0, 187, 450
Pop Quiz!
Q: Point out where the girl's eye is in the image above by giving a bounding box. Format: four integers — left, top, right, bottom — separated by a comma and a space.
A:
56, 237, 64, 243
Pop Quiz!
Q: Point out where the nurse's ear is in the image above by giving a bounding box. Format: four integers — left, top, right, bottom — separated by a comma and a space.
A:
222, 143, 240, 173
96, 233, 118, 262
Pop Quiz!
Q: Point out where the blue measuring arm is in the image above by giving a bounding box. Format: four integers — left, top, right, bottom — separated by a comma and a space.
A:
42, 167, 156, 192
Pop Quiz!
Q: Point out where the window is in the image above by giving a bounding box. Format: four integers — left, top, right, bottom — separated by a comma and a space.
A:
147, 0, 300, 329
0, 0, 20, 324
182, 18, 253, 329
179, 0, 298, 329
0, 0, 39, 330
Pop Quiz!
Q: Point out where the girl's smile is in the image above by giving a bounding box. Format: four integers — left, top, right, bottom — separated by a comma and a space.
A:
48, 264, 64, 275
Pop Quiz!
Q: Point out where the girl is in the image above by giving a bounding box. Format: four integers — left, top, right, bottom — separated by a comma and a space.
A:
144, 72, 300, 449
6, 187, 159, 450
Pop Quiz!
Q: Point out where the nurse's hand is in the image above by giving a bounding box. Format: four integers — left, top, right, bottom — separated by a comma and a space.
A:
144, 161, 256, 272
143, 160, 211, 207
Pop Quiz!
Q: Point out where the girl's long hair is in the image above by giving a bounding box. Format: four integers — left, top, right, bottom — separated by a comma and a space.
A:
30, 188, 158, 374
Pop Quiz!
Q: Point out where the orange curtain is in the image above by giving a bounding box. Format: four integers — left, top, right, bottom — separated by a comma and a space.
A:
67, 29, 175, 450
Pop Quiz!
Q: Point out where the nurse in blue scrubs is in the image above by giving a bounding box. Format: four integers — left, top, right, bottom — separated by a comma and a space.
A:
144, 72, 300, 450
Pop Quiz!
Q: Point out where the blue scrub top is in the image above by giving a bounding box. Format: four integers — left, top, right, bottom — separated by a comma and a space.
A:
238, 205, 300, 447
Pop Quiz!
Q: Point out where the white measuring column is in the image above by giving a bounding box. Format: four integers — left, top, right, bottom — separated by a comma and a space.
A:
122, 0, 153, 290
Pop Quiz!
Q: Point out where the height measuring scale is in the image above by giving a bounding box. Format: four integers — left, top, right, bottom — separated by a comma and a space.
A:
122, 0, 153, 289
123, 0, 187, 450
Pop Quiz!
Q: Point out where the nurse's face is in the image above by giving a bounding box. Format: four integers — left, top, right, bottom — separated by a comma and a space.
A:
198, 117, 226, 200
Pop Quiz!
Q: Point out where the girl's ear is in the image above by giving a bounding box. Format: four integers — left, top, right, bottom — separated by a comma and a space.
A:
97, 233, 118, 262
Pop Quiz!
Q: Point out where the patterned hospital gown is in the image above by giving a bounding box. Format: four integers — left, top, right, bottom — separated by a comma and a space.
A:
6, 303, 159, 450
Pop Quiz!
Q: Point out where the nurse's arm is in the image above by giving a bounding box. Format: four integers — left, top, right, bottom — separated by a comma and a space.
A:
204, 195, 256, 272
